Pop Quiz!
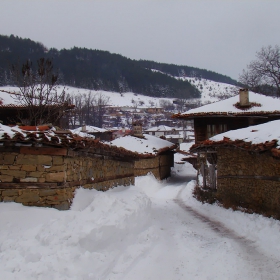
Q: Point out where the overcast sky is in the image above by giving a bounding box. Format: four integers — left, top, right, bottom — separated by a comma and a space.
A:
1, 0, 280, 80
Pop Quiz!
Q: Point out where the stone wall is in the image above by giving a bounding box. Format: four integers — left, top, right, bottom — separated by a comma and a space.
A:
134, 153, 174, 180
0, 147, 134, 210
216, 148, 280, 217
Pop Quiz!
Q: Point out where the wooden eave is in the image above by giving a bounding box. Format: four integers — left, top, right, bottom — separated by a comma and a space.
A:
190, 137, 280, 158
172, 110, 280, 119
0, 130, 177, 160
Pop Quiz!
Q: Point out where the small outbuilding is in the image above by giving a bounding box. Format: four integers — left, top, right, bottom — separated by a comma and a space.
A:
108, 134, 176, 180
191, 120, 280, 218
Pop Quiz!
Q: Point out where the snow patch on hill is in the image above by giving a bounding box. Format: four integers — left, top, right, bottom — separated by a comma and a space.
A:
1, 77, 239, 108
183, 77, 238, 105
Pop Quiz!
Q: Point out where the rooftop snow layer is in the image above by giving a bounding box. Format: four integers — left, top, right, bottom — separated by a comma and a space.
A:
71, 125, 109, 134
145, 125, 175, 132
107, 134, 176, 155
178, 92, 280, 116
190, 120, 280, 158
211, 120, 280, 147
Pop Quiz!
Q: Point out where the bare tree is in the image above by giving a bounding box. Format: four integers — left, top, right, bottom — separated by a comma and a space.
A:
67, 92, 110, 128
11, 58, 68, 125
159, 99, 175, 111
95, 93, 110, 127
67, 94, 83, 128
239, 45, 280, 97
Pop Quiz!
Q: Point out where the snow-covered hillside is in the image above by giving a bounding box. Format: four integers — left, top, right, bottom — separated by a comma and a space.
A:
184, 77, 238, 105
151, 69, 239, 105
0, 86, 175, 108
0, 77, 239, 108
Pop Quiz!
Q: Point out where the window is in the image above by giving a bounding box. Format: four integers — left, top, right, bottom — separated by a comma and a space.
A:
207, 124, 227, 139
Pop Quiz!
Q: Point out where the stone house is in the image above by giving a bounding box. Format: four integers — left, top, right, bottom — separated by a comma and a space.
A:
190, 120, 280, 218
173, 89, 280, 143
145, 125, 177, 137
145, 107, 164, 114
108, 133, 176, 180
0, 124, 175, 210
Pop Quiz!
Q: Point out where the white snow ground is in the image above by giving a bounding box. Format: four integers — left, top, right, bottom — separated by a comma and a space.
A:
1, 162, 280, 279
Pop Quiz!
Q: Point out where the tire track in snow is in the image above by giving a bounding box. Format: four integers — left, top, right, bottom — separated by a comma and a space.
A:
174, 192, 280, 279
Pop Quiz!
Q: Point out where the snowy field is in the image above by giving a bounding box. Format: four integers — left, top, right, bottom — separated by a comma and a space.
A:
1, 162, 280, 279
0, 77, 239, 109
0, 85, 175, 108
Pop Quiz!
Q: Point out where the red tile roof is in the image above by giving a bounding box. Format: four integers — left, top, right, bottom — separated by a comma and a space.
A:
0, 126, 174, 159
190, 137, 280, 158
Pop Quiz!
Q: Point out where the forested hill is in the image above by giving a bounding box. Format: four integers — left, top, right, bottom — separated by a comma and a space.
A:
0, 34, 237, 99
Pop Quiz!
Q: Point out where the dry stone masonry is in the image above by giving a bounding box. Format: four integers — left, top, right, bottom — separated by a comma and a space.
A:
216, 148, 280, 217
0, 147, 134, 210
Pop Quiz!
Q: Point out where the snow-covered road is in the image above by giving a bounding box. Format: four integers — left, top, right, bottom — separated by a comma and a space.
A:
122, 176, 280, 280
1, 165, 280, 279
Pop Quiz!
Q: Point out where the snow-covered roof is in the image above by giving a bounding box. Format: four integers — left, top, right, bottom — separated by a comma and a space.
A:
174, 92, 280, 118
190, 120, 280, 158
71, 125, 109, 134
211, 120, 280, 145
107, 134, 176, 155
145, 125, 175, 132
0, 124, 175, 158
0, 88, 21, 105
165, 134, 182, 139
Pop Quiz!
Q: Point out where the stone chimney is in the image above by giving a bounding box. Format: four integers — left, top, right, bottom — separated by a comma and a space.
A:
239, 88, 250, 107
132, 121, 143, 137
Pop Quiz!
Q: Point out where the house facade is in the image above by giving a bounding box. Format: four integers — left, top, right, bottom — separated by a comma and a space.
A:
145, 125, 176, 137
173, 89, 280, 143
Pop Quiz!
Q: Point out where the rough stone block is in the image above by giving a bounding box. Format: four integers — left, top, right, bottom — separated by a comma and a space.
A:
54, 201, 70, 210
0, 170, 26, 178
2, 189, 19, 196
17, 154, 52, 165
15, 191, 40, 203
37, 165, 45, 172
39, 189, 58, 196
49, 165, 65, 172
3, 196, 15, 202
0, 165, 8, 170
3, 154, 16, 165
56, 189, 67, 194
134, 157, 159, 169
45, 193, 67, 202
9, 165, 21, 170
21, 165, 37, 172
38, 178, 46, 183
28, 171, 45, 178
0, 175, 13, 182
45, 172, 65, 182
20, 177, 38, 183
53, 156, 64, 165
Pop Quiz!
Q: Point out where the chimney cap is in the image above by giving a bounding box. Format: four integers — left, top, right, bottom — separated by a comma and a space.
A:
132, 121, 142, 126
239, 88, 250, 107
239, 88, 249, 92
